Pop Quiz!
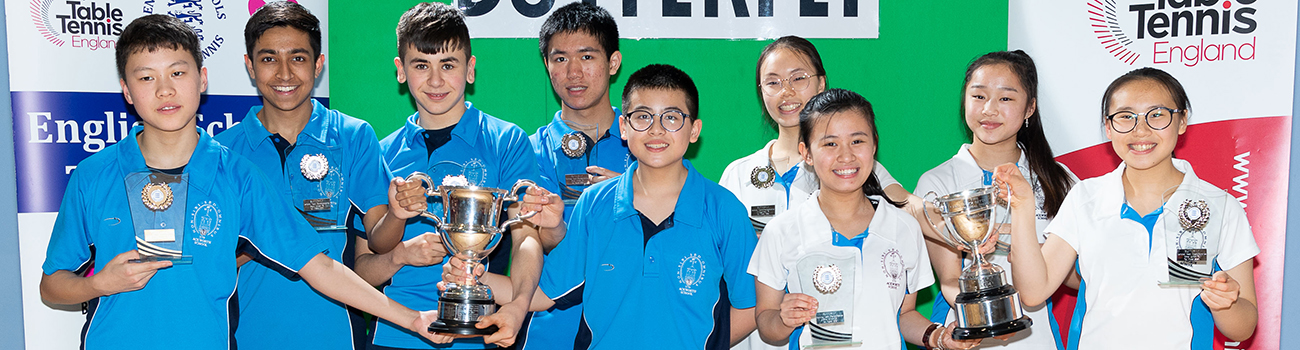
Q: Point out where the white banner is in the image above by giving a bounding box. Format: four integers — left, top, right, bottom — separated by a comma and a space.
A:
459, 0, 878, 39
1010, 1, 1294, 349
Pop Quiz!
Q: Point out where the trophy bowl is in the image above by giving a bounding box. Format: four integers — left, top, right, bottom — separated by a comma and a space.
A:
924, 185, 1031, 339
406, 172, 537, 336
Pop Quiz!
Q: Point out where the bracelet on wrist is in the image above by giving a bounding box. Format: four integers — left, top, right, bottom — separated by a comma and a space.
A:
922, 322, 942, 350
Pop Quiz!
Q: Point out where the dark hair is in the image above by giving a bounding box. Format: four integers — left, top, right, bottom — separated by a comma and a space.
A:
961, 50, 1074, 218
798, 88, 904, 208
539, 2, 618, 60
756, 36, 827, 128
396, 2, 470, 61
621, 64, 699, 117
1101, 67, 1192, 121
116, 14, 202, 80
245, 1, 322, 59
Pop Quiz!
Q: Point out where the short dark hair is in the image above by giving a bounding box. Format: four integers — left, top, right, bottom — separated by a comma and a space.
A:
622, 64, 699, 117
1101, 67, 1192, 122
116, 14, 202, 80
797, 88, 905, 208
538, 2, 618, 60
245, 1, 322, 59
397, 2, 471, 61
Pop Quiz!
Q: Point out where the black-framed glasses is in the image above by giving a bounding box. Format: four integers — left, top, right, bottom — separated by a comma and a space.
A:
1106, 106, 1182, 133
759, 73, 816, 96
626, 110, 690, 132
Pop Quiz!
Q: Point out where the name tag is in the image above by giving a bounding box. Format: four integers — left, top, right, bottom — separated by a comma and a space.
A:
303, 198, 332, 212
565, 173, 592, 187
143, 229, 176, 243
815, 310, 844, 325
750, 205, 776, 217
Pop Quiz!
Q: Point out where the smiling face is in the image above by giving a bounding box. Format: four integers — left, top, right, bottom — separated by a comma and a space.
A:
619, 88, 701, 171
1104, 78, 1187, 171
799, 111, 877, 196
545, 31, 621, 113
120, 47, 208, 134
759, 48, 826, 128
963, 63, 1035, 148
396, 44, 476, 123
246, 26, 322, 117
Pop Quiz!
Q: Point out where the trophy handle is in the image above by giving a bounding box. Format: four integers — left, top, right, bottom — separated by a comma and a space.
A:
404, 172, 445, 228
498, 179, 540, 231
923, 191, 962, 249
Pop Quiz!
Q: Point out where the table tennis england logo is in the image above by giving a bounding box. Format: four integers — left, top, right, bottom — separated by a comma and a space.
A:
1087, 0, 1258, 67
30, 0, 124, 50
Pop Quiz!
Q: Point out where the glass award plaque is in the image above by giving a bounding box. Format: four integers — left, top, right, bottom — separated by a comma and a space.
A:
1158, 186, 1226, 287
292, 152, 346, 232
795, 253, 861, 349
125, 171, 193, 264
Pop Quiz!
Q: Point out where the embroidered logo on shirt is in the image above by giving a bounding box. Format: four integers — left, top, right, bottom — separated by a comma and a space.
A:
881, 249, 904, 290
677, 253, 705, 296
463, 158, 488, 186
191, 201, 221, 247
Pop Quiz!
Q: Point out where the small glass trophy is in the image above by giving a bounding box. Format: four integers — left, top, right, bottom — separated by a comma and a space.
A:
125, 171, 193, 264
292, 152, 346, 232
795, 253, 861, 349
1159, 186, 1226, 287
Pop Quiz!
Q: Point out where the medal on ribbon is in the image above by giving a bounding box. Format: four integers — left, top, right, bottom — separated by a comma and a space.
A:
300, 154, 329, 181
141, 182, 174, 211
561, 132, 588, 158
812, 264, 842, 294
751, 165, 776, 189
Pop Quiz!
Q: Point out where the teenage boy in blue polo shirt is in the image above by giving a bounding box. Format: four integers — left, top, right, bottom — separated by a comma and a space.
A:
39, 14, 445, 350
452, 64, 758, 350
355, 3, 543, 349
215, 3, 438, 350
521, 3, 631, 349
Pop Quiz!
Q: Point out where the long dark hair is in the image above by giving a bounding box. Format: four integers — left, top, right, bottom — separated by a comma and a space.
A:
799, 89, 905, 209
961, 50, 1074, 218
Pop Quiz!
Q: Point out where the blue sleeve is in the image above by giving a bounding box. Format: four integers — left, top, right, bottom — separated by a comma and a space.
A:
539, 190, 591, 304
347, 121, 394, 239
495, 126, 542, 189
717, 192, 759, 309
530, 131, 561, 195
43, 170, 95, 275
238, 162, 327, 278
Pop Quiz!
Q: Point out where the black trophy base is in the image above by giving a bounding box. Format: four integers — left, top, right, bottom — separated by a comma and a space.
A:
428, 319, 499, 336
952, 316, 1032, 340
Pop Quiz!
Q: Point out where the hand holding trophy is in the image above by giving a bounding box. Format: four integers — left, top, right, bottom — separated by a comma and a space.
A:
405, 172, 537, 335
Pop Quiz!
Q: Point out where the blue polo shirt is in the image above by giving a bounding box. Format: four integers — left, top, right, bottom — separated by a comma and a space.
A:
538, 160, 758, 350
43, 126, 325, 350
521, 109, 633, 350
375, 102, 540, 349
215, 99, 392, 350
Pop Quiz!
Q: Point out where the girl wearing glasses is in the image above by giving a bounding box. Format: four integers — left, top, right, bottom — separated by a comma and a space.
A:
751, 89, 980, 350
995, 68, 1258, 349
914, 50, 1076, 349
719, 36, 912, 242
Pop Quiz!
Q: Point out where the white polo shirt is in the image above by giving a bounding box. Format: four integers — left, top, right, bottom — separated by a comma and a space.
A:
748, 193, 933, 350
1046, 159, 1258, 349
719, 140, 900, 237
914, 144, 1076, 349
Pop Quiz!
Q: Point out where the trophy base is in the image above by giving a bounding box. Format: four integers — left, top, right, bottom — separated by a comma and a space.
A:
952, 316, 1032, 340
428, 319, 499, 335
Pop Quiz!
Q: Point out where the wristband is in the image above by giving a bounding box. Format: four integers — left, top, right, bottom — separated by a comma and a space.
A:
922, 322, 942, 350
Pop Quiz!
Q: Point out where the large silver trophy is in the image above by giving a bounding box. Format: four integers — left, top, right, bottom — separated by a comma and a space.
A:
924, 186, 1032, 339
406, 172, 537, 335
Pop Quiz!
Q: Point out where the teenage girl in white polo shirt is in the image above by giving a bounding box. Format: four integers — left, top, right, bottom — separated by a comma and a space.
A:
750, 89, 979, 350
915, 50, 1077, 349
996, 68, 1258, 349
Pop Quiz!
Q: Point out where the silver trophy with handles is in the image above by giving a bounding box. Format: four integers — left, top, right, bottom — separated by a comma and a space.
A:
406, 172, 537, 335
924, 185, 1031, 339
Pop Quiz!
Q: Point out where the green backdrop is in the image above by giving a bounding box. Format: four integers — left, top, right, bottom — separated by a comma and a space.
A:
329, 0, 1008, 344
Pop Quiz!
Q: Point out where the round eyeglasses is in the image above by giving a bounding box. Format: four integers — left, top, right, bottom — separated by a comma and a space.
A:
759, 73, 816, 96
626, 110, 690, 132
1106, 106, 1182, 133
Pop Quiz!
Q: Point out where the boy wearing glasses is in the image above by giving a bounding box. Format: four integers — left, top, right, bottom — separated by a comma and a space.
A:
448, 64, 758, 349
